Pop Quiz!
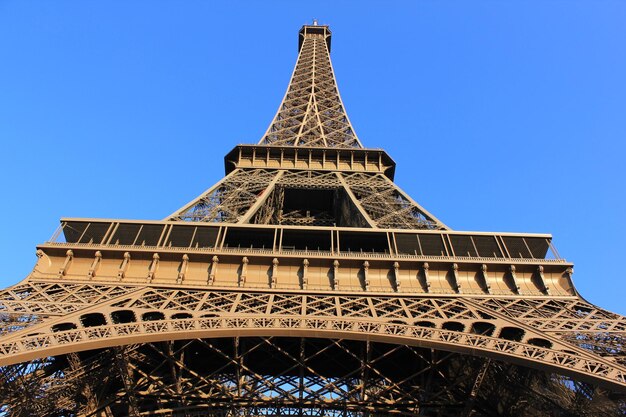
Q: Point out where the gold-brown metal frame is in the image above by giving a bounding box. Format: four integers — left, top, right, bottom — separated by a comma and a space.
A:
1, 22, 625, 416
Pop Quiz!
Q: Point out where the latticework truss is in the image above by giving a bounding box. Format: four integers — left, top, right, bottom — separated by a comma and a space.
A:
168, 169, 445, 230
3, 337, 623, 417
260, 25, 361, 148
169, 169, 279, 223
1, 280, 626, 415
1, 22, 625, 416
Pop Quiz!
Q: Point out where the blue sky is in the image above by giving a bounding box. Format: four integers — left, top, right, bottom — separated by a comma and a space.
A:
1, 1, 625, 314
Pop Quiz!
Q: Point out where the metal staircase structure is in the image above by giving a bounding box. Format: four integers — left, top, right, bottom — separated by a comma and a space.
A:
1, 23, 625, 416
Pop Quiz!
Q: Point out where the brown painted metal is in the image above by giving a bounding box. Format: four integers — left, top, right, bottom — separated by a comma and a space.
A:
259, 25, 361, 148
1, 23, 625, 416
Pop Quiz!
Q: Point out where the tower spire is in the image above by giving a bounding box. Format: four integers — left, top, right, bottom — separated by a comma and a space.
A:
259, 24, 362, 148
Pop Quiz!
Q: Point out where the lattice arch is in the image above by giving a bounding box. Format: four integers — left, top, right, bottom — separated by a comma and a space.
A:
1, 284, 626, 393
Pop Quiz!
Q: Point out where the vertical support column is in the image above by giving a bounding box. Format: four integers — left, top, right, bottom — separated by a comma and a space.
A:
333, 260, 340, 290
564, 267, 575, 295
105, 222, 120, 245
535, 265, 550, 294
165, 341, 182, 397
235, 337, 242, 397
114, 347, 140, 417
299, 337, 305, 405
509, 265, 521, 293
208, 256, 219, 285
451, 263, 462, 293
147, 253, 159, 283
118, 252, 131, 280
420, 262, 431, 293
157, 224, 171, 247
271, 258, 279, 288
461, 359, 492, 417
58, 250, 74, 278
35, 250, 45, 271
67, 353, 99, 414
481, 264, 491, 294
50, 222, 65, 243
88, 251, 102, 279
392, 262, 400, 292
239, 257, 248, 287
362, 261, 370, 291
177, 254, 189, 284
302, 259, 309, 290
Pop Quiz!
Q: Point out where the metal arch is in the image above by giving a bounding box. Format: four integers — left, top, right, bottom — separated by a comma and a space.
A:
1, 316, 625, 391
1, 284, 626, 391
6, 336, 600, 417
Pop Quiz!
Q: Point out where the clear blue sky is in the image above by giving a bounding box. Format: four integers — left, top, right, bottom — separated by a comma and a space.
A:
1, 1, 625, 314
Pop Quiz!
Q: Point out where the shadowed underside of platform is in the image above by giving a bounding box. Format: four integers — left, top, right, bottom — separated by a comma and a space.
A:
1, 337, 624, 417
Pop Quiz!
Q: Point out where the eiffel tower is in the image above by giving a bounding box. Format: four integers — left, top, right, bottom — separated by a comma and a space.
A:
1, 23, 625, 416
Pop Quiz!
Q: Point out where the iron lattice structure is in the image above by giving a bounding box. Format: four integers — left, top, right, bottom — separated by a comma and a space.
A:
1, 23, 625, 416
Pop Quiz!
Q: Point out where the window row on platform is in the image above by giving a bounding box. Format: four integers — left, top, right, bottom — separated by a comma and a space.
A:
55, 221, 558, 260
